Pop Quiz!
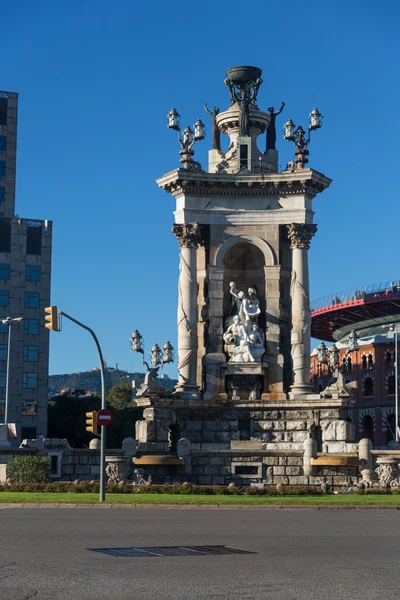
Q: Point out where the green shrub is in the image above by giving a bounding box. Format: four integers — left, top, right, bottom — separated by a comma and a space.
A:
6, 455, 51, 483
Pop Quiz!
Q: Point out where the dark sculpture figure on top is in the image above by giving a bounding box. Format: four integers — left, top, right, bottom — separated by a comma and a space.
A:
266, 102, 285, 151
204, 104, 221, 151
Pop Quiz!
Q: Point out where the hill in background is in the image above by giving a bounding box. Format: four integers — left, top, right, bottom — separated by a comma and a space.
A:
48, 368, 177, 395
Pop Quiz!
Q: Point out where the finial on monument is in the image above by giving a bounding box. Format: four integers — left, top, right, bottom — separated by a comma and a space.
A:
224, 66, 263, 137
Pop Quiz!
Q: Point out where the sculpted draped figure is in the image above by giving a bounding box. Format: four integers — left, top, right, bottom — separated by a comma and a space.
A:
223, 283, 265, 363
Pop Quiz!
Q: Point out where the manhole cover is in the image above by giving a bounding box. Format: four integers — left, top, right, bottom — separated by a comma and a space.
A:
90, 545, 255, 558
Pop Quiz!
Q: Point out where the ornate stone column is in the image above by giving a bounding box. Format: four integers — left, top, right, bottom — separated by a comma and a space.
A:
287, 223, 317, 394
172, 223, 203, 397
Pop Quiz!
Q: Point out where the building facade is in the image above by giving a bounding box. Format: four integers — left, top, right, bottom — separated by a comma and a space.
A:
310, 282, 400, 447
0, 91, 52, 443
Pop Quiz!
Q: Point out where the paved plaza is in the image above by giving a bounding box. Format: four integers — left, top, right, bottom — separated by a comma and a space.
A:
0, 508, 399, 600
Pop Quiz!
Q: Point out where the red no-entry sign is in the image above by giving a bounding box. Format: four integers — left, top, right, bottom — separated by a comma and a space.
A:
96, 408, 112, 426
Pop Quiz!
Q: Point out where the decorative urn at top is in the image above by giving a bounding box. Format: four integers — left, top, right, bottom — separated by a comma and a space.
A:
225, 66, 262, 84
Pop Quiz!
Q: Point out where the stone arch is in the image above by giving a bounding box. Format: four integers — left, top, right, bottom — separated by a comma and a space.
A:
358, 408, 376, 432
215, 235, 276, 267
362, 373, 374, 396
384, 369, 398, 394
382, 407, 395, 432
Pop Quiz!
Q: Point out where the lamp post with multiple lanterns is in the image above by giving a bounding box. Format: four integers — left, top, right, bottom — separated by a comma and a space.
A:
130, 330, 174, 378
317, 329, 360, 389
284, 108, 323, 168
167, 108, 205, 170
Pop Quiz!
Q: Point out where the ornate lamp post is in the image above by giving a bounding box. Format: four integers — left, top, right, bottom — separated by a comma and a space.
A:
284, 108, 323, 168
167, 108, 205, 170
317, 329, 359, 393
130, 330, 174, 378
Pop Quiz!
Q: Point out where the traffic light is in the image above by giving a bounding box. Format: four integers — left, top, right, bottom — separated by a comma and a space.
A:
85, 411, 98, 434
44, 305, 59, 331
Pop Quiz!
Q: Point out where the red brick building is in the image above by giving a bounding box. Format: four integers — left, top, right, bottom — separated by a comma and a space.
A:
310, 281, 400, 447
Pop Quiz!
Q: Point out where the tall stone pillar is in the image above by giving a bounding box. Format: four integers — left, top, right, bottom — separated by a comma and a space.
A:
172, 223, 203, 398
287, 223, 317, 394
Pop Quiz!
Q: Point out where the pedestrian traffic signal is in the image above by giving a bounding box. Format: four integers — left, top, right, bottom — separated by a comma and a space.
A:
44, 306, 59, 331
85, 411, 98, 434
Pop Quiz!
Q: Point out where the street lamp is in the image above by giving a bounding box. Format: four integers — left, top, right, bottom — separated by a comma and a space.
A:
284, 107, 323, 169
382, 323, 399, 443
317, 330, 359, 390
1, 317, 23, 425
167, 108, 205, 170
130, 330, 174, 378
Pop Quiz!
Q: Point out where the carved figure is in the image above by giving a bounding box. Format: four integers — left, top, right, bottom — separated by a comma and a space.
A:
266, 102, 285, 151
224, 286, 265, 363
241, 287, 261, 329
239, 100, 249, 137
229, 281, 242, 316
204, 103, 221, 151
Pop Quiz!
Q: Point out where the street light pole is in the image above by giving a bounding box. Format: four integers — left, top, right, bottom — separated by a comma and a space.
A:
2, 317, 23, 426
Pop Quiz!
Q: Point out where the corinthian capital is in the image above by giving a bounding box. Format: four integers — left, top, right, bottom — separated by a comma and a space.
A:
172, 223, 203, 248
287, 223, 317, 250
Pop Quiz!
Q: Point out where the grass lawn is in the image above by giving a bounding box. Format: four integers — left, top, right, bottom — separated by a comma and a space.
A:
0, 492, 399, 505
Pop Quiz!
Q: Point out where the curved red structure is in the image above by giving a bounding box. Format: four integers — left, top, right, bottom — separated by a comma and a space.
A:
311, 282, 400, 341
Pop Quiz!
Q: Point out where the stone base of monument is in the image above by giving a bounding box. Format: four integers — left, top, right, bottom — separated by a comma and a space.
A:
133, 392, 360, 487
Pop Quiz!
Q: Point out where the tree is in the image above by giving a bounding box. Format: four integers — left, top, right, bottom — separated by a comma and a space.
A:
47, 394, 143, 448
106, 381, 133, 410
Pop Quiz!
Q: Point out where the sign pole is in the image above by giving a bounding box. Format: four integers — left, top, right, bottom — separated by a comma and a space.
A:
60, 312, 107, 502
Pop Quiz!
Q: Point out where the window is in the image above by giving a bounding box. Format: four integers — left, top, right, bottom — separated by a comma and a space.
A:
368, 353, 374, 369
0, 218, 11, 252
0, 162, 5, 177
25, 292, 40, 308
26, 265, 40, 281
24, 319, 39, 335
347, 357, 352, 372
0, 290, 9, 306
0, 137, 5, 151
23, 372, 38, 389
0, 187, 4, 202
239, 144, 248, 169
0, 98, 7, 126
48, 452, 62, 478
363, 377, 374, 396
24, 346, 38, 362
0, 345, 7, 360
21, 426, 36, 440
0, 263, 9, 279
26, 225, 42, 255
0, 321, 8, 333
388, 375, 395, 395
0, 372, 6, 388
22, 401, 37, 416
361, 355, 367, 369
385, 351, 393, 368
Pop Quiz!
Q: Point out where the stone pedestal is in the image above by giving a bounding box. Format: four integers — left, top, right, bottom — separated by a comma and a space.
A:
105, 455, 132, 484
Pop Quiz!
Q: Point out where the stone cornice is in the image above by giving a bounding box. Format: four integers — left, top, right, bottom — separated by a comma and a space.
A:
156, 168, 332, 199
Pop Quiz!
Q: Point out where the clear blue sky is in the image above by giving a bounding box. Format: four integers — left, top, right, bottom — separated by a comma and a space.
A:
2, 0, 399, 376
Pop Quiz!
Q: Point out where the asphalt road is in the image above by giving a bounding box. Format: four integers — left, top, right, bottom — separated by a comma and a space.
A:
0, 507, 399, 600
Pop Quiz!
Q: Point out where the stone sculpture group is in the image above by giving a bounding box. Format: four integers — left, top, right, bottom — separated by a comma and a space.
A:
223, 283, 265, 363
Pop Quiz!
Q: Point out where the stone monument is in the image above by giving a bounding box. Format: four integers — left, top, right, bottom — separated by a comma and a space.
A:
134, 66, 358, 487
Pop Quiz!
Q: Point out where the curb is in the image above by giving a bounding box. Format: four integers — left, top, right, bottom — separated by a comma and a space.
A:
0, 502, 400, 510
